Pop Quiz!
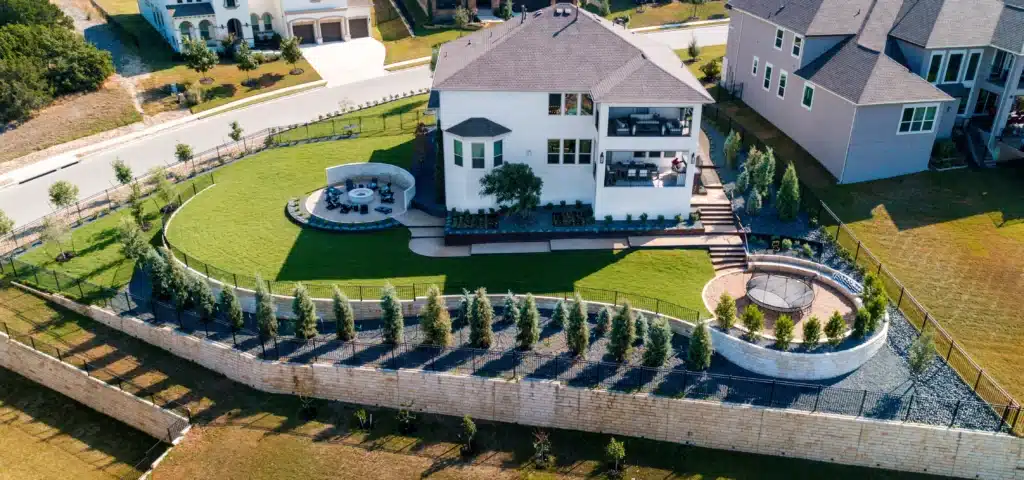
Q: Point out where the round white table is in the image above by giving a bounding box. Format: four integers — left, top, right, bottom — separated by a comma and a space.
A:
347, 188, 374, 205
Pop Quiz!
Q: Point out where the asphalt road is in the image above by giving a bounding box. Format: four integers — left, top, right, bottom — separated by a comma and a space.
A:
4, 67, 433, 226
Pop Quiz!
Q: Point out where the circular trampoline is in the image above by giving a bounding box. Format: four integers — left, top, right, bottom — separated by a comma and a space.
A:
746, 273, 815, 313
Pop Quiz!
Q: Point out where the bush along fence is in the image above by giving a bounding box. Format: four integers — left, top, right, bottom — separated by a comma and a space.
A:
0, 93, 435, 258
3, 259, 1021, 434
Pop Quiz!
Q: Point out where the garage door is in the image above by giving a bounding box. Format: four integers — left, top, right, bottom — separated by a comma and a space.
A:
292, 24, 315, 44
320, 21, 343, 42
348, 18, 369, 38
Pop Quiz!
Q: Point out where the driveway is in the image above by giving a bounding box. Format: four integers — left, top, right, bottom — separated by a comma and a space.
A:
300, 38, 387, 87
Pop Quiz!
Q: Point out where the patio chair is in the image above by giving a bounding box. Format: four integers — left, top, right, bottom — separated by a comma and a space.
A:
627, 169, 637, 180
345, 179, 355, 191
638, 168, 647, 179
612, 118, 630, 135
360, 204, 369, 214
369, 178, 379, 190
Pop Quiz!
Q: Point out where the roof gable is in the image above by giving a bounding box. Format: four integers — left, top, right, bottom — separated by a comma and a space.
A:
727, 0, 873, 35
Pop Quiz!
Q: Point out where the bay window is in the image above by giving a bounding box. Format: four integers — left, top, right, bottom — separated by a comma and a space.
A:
471, 143, 485, 168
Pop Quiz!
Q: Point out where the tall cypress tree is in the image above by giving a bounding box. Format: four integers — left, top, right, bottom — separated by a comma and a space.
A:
634, 313, 649, 345
455, 289, 472, 328
332, 285, 355, 341
380, 283, 404, 345
595, 306, 612, 337
219, 287, 244, 332
643, 316, 673, 367
191, 275, 217, 323
420, 285, 452, 346
550, 299, 567, 328
517, 294, 540, 350
292, 283, 319, 340
686, 321, 712, 370
565, 293, 589, 356
776, 162, 800, 221
254, 273, 277, 338
607, 301, 636, 362
469, 288, 493, 349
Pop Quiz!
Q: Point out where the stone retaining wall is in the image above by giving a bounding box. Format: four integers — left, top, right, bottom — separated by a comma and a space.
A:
0, 329, 189, 442
22, 286, 1024, 480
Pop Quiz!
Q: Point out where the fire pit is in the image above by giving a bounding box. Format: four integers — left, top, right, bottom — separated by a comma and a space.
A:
347, 188, 374, 205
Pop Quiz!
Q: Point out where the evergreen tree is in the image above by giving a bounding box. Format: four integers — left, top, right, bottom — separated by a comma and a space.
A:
219, 287, 244, 332
746, 189, 762, 216
724, 130, 742, 169
128, 182, 146, 228
142, 248, 170, 299
634, 313, 648, 345
469, 288, 493, 348
753, 147, 776, 198
802, 315, 821, 348
516, 294, 540, 350
191, 275, 217, 323
773, 314, 794, 349
455, 289, 472, 328
498, 0, 513, 20
420, 285, 452, 346
292, 283, 319, 340
163, 248, 190, 312
776, 162, 800, 221
908, 329, 936, 383
644, 316, 673, 367
741, 305, 764, 341
595, 306, 612, 337
599, 0, 611, 16
862, 273, 887, 330
685, 321, 712, 370
715, 292, 736, 330
550, 299, 567, 328
852, 307, 872, 339
332, 285, 355, 341
607, 301, 636, 362
735, 166, 750, 193
501, 291, 517, 320
824, 310, 845, 347
380, 283, 404, 345
254, 273, 277, 338
565, 293, 589, 356
687, 37, 701, 59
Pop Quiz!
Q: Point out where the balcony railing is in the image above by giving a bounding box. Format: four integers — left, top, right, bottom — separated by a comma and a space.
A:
986, 70, 1024, 91
603, 162, 687, 188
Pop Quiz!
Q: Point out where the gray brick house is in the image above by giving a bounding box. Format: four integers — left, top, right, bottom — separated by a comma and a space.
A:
723, 0, 1024, 183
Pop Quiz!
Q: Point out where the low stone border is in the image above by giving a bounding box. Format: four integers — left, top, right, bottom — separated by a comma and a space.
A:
285, 195, 401, 232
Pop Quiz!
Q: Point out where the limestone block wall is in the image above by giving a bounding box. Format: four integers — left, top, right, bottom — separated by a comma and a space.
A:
0, 330, 189, 442
21, 285, 1024, 480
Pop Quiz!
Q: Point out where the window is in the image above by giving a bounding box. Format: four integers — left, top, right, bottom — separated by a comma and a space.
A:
581, 94, 593, 115
548, 94, 561, 115
453, 140, 463, 166
964, 50, 982, 83
562, 140, 577, 164
199, 20, 211, 40
564, 94, 578, 115
250, 14, 260, 35
926, 52, 944, 83
898, 104, 938, 134
777, 70, 788, 99
179, 21, 193, 40
633, 151, 645, 158
547, 140, 560, 164
792, 35, 803, 58
774, 28, 784, 50
647, 151, 660, 158
943, 51, 964, 83
471, 143, 485, 168
751, 56, 759, 76
579, 140, 592, 164
801, 83, 815, 110
957, 97, 968, 115
225, 0, 237, 8
662, 151, 675, 157
493, 140, 503, 166
763, 63, 773, 90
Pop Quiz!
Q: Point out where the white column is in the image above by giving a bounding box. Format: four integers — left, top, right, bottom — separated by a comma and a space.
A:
343, 18, 351, 40
315, 20, 323, 44
988, 54, 1024, 158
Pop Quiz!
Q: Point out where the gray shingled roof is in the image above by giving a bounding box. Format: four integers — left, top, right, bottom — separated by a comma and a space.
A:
991, 5, 1024, 54
166, 3, 215, 18
431, 6, 711, 105
445, 117, 512, 137
889, 0, 1005, 48
794, 38, 950, 105
726, 0, 873, 36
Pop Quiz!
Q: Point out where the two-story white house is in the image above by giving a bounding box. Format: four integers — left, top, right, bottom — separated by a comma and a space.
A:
430, 4, 713, 221
138, 0, 372, 52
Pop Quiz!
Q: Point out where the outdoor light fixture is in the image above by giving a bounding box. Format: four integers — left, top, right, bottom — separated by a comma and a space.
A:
599, 152, 604, 164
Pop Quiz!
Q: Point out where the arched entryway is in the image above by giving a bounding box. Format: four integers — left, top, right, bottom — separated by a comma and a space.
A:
227, 18, 243, 38
179, 21, 193, 41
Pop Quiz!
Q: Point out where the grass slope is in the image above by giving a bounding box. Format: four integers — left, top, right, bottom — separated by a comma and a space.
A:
677, 44, 726, 88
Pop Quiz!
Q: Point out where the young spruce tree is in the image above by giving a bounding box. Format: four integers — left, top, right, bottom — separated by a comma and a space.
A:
715, 292, 737, 330
776, 162, 800, 222
517, 293, 540, 350
380, 283, 404, 345
332, 285, 355, 341
469, 288, 493, 348
824, 310, 845, 347
502, 291, 520, 327
292, 283, 319, 340
634, 313, 648, 345
191, 274, 217, 324
550, 299, 567, 328
565, 293, 589, 356
644, 316, 672, 368
802, 315, 822, 348
686, 321, 712, 370
595, 306, 612, 337
607, 301, 636, 362
420, 285, 452, 347
254, 273, 277, 338
219, 287, 244, 332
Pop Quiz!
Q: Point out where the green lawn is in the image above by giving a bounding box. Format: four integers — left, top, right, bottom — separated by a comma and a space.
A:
677, 44, 726, 87
275, 94, 432, 142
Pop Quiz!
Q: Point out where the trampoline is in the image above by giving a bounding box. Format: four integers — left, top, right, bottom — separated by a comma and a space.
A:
746, 273, 815, 313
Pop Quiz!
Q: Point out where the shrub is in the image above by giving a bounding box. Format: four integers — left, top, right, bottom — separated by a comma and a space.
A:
625, 213, 632, 223
420, 285, 452, 346
502, 291, 518, 321
634, 313, 648, 345
607, 301, 636, 362
699, 58, 721, 82
687, 37, 701, 59
0, 24, 113, 96
565, 293, 589, 356
741, 305, 763, 341
254, 273, 277, 338
723, 130, 741, 169
824, 311, 845, 346
599, 0, 611, 16
219, 287, 244, 332
605, 437, 626, 474
735, 167, 749, 192
686, 321, 712, 370
550, 299, 567, 328
0, 52, 51, 122
715, 293, 736, 330
469, 288, 493, 348
228, 120, 243, 142
780, 238, 792, 251
595, 306, 612, 337
517, 294, 540, 350
498, 0, 513, 20
332, 286, 355, 341
396, 404, 416, 433
189, 275, 216, 323
908, 329, 936, 379
862, 273, 887, 330
455, 289, 472, 328
111, 158, 133, 185
776, 163, 800, 221
604, 215, 613, 224
639, 213, 648, 224
532, 430, 554, 469
643, 317, 672, 367
116, 217, 147, 261
164, 250, 190, 312
852, 307, 871, 339
142, 248, 170, 299
380, 283, 404, 345
746, 189, 762, 215
773, 315, 794, 349
802, 243, 814, 258
454, 6, 471, 29
460, 415, 477, 454
802, 315, 821, 348
292, 283, 319, 340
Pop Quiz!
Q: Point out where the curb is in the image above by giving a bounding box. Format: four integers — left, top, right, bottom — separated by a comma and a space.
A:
629, 18, 730, 33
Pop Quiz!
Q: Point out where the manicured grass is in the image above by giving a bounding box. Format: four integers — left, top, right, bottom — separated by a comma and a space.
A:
0, 366, 158, 480
676, 44, 726, 87
591, 0, 728, 28
821, 168, 1024, 402
275, 94, 432, 141
381, 0, 477, 64
165, 134, 715, 313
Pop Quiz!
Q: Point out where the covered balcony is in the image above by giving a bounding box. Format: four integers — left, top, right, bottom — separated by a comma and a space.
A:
606, 107, 693, 137
601, 151, 691, 188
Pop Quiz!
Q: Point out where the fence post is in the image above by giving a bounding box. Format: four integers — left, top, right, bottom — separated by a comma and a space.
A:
359, 286, 363, 301
193, 183, 198, 196
205, 265, 211, 278
614, 291, 619, 306
949, 400, 961, 428
903, 392, 915, 421
897, 287, 904, 309
260, 336, 267, 358
233, 273, 238, 288
767, 380, 776, 407
77, 281, 85, 299
9, 258, 17, 276
33, 269, 40, 287
274, 336, 280, 359
946, 341, 955, 361
921, 313, 929, 330
53, 271, 61, 292
124, 291, 132, 311
973, 370, 983, 391
854, 241, 861, 263
56, 348, 62, 362
857, 390, 868, 416
232, 330, 237, 347
29, 336, 36, 350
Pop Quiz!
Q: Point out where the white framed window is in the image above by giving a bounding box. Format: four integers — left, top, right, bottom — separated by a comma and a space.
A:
801, 83, 815, 110
925, 52, 945, 83
963, 49, 983, 84
581, 94, 594, 115
943, 50, 965, 84
897, 104, 938, 134
763, 63, 773, 91
453, 139, 463, 166
493, 140, 503, 166
471, 143, 485, 168
774, 28, 784, 50
565, 93, 579, 115
562, 139, 577, 164
791, 35, 803, 58
548, 93, 562, 115
777, 70, 788, 99
547, 139, 560, 164
752, 56, 759, 76
579, 140, 592, 164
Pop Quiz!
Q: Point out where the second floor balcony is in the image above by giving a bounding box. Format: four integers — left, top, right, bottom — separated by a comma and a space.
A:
603, 159, 689, 188
607, 107, 693, 138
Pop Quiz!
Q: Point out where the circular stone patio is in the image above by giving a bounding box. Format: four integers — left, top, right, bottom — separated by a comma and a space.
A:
305, 180, 409, 224
703, 271, 856, 340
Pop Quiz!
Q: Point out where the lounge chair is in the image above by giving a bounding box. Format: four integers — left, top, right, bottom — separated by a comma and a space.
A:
612, 118, 630, 136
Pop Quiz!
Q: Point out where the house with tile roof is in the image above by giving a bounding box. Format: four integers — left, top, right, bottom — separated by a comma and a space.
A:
723, 0, 1024, 182
430, 4, 714, 220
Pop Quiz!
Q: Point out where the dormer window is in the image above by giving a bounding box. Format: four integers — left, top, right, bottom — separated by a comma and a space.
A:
774, 28, 784, 50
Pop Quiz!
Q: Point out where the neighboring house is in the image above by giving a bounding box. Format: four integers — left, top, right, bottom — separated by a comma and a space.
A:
723, 0, 1024, 183
430, 4, 713, 220
138, 0, 372, 52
